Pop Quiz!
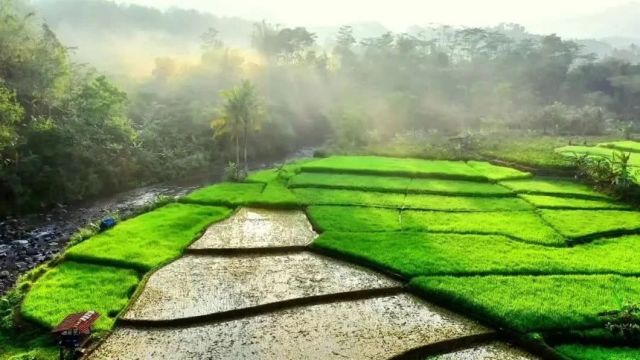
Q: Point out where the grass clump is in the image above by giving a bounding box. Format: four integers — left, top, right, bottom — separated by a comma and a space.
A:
313, 232, 640, 277
402, 210, 564, 245
403, 194, 532, 211
302, 156, 487, 180
66, 203, 231, 271
307, 206, 401, 232
466, 161, 532, 181
521, 195, 629, 210
181, 182, 264, 206
500, 178, 609, 199
540, 210, 640, 240
289, 172, 411, 193
556, 344, 640, 360
407, 178, 514, 196
411, 275, 640, 332
20, 262, 139, 331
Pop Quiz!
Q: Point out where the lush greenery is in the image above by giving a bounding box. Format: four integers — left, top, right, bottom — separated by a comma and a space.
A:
401, 210, 564, 245
66, 203, 231, 270
411, 275, 640, 331
540, 210, 640, 240
4, 156, 640, 359
557, 344, 640, 360
21, 262, 139, 331
314, 232, 640, 277
499, 178, 609, 199
521, 195, 629, 210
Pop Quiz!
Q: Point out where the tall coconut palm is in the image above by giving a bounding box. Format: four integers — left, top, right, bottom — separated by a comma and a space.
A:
212, 80, 264, 174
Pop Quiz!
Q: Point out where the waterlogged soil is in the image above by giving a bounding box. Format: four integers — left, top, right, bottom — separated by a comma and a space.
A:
90, 294, 492, 360
189, 208, 317, 249
124, 253, 399, 321
429, 342, 540, 359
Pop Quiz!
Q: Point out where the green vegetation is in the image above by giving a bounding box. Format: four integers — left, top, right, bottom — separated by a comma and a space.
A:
289, 172, 515, 196
411, 275, 640, 331
557, 344, 640, 360
289, 173, 411, 192
182, 183, 265, 206
599, 141, 640, 153
500, 178, 608, 199
521, 195, 629, 210
402, 193, 532, 211
66, 203, 232, 270
465, 161, 532, 181
407, 178, 513, 196
307, 206, 401, 232
302, 156, 487, 180
476, 135, 576, 170
402, 210, 564, 245
293, 188, 406, 207
556, 146, 640, 167
313, 232, 640, 277
21, 262, 139, 331
293, 187, 532, 211
540, 210, 640, 240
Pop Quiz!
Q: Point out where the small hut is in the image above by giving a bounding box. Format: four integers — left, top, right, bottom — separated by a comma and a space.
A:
52, 311, 100, 359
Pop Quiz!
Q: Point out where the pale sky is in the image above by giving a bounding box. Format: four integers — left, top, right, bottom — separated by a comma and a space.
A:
117, 0, 634, 31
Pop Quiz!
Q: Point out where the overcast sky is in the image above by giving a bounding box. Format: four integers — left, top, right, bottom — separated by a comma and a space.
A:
117, 0, 633, 30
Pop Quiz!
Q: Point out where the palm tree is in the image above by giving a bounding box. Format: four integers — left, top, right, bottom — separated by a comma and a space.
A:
212, 80, 264, 174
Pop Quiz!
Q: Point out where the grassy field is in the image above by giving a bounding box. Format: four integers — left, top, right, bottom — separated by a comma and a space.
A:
314, 232, 640, 276
598, 140, 640, 153
411, 275, 640, 331
520, 195, 629, 210
301, 156, 530, 181
6, 154, 640, 360
499, 178, 609, 199
540, 210, 640, 240
556, 145, 640, 167
557, 345, 640, 360
21, 262, 140, 331
401, 210, 564, 245
66, 203, 232, 270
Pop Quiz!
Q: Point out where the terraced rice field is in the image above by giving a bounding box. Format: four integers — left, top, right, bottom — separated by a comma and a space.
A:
15, 155, 640, 359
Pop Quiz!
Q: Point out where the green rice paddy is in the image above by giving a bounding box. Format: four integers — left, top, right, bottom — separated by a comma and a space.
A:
10, 154, 640, 360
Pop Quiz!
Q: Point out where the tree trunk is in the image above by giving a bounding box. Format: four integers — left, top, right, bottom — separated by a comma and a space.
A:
235, 132, 240, 167
243, 121, 249, 173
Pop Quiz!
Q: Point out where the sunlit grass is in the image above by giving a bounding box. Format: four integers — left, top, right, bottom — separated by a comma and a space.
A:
307, 206, 401, 232
313, 232, 640, 277
181, 182, 264, 206
499, 178, 608, 199
21, 262, 139, 331
540, 210, 640, 240
521, 195, 628, 209
411, 275, 640, 331
301, 156, 487, 180
66, 203, 231, 270
466, 161, 531, 181
402, 210, 564, 245
556, 344, 640, 360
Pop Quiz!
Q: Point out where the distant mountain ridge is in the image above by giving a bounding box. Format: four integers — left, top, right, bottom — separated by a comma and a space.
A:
529, 2, 640, 42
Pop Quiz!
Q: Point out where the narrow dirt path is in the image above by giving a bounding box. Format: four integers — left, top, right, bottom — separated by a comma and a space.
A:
88, 208, 539, 359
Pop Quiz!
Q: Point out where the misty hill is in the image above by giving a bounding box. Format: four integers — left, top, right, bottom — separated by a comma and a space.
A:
530, 2, 640, 43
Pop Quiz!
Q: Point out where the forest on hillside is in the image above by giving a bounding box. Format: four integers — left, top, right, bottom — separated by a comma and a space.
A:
2, 0, 640, 214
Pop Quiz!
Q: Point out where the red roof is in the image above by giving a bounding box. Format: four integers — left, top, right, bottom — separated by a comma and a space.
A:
52, 311, 100, 334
